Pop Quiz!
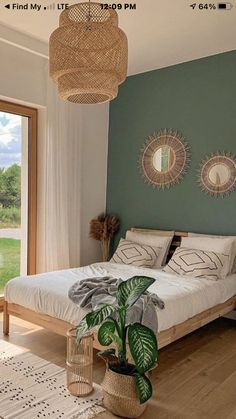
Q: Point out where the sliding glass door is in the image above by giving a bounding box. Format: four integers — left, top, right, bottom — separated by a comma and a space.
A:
0, 101, 37, 295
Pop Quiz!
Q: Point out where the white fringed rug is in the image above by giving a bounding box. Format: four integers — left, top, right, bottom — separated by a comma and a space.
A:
0, 340, 105, 419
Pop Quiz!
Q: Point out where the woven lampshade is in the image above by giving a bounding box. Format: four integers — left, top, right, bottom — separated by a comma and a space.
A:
49, 2, 128, 104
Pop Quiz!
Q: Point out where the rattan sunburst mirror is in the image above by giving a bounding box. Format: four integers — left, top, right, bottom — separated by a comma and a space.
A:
140, 129, 190, 189
198, 152, 236, 197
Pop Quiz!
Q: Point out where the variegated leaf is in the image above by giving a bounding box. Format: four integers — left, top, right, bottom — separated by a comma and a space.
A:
76, 317, 89, 343
117, 276, 155, 308
128, 323, 157, 374
98, 320, 116, 346
86, 304, 117, 328
97, 348, 116, 356
135, 373, 152, 404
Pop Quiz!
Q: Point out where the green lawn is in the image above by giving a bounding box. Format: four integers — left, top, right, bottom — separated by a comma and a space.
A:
0, 238, 20, 293
0, 207, 21, 229
0, 222, 20, 228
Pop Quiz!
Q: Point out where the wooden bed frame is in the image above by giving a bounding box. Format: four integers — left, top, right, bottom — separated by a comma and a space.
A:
3, 229, 236, 349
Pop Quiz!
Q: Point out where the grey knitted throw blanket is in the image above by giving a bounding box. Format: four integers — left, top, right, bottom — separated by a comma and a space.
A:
68, 276, 165, 334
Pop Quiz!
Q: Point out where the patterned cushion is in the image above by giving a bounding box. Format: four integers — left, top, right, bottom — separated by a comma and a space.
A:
163, 247, 229, 280
188, 233, 236, 275
181, 236, 234, 277
125, 231, 173, 268
111, 238, 161, 268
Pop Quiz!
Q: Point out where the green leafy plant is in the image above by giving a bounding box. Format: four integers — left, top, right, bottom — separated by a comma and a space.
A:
77, 276, 158, 404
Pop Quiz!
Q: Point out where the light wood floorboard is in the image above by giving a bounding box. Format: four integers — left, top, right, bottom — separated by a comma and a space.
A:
0, 314, 236, 419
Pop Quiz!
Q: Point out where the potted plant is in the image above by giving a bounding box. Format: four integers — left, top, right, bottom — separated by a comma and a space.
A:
89, 213, 119, 262
77, 276, 158, 418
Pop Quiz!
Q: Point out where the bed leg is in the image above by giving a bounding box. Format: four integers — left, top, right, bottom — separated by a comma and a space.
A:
3, 301, 9, 336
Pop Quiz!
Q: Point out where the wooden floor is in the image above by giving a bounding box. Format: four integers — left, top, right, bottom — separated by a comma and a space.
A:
0, 315, 236, 419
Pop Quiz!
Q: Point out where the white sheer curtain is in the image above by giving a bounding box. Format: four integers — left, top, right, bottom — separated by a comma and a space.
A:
37, 77, 82, 272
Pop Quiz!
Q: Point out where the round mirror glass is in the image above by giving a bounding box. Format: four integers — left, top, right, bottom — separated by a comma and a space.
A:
153, 146, 175, 172
140, 129, 190, 189
208, 163, 230, 186
198, 153, 236, 197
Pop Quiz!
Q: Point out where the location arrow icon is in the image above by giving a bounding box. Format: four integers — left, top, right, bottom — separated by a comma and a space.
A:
5, 4, 10, 8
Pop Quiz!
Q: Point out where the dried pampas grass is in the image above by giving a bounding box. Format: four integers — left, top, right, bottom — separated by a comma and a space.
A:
90, 214, 119, 261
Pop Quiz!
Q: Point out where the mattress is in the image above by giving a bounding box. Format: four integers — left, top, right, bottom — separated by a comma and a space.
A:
5, 262, 236, 332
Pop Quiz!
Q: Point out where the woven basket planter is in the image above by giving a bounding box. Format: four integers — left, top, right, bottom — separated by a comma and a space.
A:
49, 2, 128, 104
102, 367, 147, 418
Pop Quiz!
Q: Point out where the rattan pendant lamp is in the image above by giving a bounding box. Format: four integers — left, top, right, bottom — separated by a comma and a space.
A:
49, 1, 128, 104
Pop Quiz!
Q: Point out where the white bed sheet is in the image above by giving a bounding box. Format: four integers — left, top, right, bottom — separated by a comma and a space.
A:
5, 262, 236, 332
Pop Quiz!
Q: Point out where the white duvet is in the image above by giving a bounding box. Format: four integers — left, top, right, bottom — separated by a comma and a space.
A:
5, 262, 236, 332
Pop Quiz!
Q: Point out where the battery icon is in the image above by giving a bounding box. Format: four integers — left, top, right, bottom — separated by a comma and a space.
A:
218, 3, 233, 8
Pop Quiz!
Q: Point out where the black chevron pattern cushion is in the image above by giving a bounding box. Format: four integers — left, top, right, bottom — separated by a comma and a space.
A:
111, 238, 161, 267
163, 247, 229, 280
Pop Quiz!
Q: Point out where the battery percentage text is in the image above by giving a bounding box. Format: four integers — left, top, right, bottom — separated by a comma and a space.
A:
190, 3, 233, 9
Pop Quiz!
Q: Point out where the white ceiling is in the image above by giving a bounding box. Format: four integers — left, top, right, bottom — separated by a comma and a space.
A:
0, 0, 236, 75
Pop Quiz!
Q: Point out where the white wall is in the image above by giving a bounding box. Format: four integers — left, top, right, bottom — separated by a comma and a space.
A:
0, 41, 47, 106
80, 104, 109, 266
0, 29, 109, 269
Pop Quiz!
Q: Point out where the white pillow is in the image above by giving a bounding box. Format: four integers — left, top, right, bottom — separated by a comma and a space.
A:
126, 230, 173, 268
188, 232, 236, 274
110, 238, 161, 268
181, 236, 235, 277
163, 247, 228, 280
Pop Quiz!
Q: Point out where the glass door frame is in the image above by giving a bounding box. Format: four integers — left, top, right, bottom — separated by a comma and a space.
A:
0, 100, 37, 308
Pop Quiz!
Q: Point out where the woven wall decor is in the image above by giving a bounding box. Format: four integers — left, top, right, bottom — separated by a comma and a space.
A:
139, 129, 190, 189
49, 2, 128, 104
198, 152, 236, 197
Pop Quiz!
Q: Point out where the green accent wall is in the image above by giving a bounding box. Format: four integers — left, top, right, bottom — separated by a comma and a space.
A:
106, 51, 236, 244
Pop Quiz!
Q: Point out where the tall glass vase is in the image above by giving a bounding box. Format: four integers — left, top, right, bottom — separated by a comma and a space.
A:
66, 328, 93, 396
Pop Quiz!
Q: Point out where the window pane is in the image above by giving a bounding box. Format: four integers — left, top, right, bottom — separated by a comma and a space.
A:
0, 111, 28, 293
